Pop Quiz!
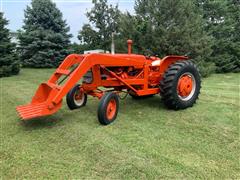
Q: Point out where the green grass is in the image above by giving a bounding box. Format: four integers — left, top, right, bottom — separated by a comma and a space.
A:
1, 69, 239, 179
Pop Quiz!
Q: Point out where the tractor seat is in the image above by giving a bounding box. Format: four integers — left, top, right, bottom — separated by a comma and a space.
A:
151, 60, 161, 66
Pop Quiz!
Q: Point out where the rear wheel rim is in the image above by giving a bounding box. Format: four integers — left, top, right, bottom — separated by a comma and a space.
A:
106, 99, 117, 120
73, 89, 85, 106
177, 72, 196, 101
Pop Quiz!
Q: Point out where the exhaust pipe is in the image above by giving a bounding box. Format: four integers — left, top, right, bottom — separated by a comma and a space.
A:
111, 32, 115, 55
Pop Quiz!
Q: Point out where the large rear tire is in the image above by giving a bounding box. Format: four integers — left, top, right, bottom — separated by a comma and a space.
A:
160, 61, 201, 110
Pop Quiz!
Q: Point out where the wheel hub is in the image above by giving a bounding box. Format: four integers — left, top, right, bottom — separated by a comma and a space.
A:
73, 88, 84, 106
106, 99, 117, 120
74, 93, 83, 100
177, 72, 196, 101
178, 75, 193, 97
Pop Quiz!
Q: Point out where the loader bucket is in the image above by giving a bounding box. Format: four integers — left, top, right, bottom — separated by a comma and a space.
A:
16, 54, 85, 121
16, 83, 62, 120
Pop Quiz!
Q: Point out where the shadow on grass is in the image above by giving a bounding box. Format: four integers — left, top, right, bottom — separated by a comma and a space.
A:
19, 96, 167, 130
125, 95, 165, 109
18, 107, 98, 130
19, 114, 64, 130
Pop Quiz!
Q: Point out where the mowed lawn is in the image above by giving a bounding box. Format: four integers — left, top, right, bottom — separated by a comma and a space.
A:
0, 69, 239, 179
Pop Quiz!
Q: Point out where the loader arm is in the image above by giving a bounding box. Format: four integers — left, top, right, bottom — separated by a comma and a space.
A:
52, 53, 147, 104
17, 53, 147, 120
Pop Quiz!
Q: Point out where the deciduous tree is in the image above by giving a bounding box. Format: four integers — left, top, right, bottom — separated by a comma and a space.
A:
134, 0, 214, 76
78, 0, 120, 51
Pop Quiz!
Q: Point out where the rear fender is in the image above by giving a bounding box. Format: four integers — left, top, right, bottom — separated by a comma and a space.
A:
159, 56, 189, 75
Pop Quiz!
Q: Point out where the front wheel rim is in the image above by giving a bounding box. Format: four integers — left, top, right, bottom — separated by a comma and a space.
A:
177, 72, 196, 101
106, 99, 117, 120
73, 88, 85, 106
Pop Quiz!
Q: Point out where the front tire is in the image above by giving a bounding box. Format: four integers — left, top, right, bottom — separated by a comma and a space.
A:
160, 61, 201, 110
98, 92, 119, 125
66, 84, 87, 110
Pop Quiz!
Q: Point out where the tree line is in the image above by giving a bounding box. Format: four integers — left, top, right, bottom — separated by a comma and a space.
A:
0, 0, 239, 78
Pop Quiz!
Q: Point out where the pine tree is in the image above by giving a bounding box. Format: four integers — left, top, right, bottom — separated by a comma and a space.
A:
196, 0, 240, 73
0, 12, 20, 77
18, 0, 72, 68
134, 0, 214, 76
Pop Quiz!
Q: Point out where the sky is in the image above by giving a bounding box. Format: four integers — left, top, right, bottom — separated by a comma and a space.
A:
1, 0, 135, 43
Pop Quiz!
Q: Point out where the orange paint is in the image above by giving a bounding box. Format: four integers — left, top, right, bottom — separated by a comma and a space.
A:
178, 75, 193, 97
16, 40, 189, 120
106, 99, 117, 120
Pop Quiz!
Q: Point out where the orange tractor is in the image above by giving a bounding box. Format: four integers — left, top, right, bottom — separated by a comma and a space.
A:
16, 40, 201, 125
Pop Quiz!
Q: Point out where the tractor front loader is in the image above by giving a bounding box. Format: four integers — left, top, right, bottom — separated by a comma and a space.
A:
17, 40, 201, 125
